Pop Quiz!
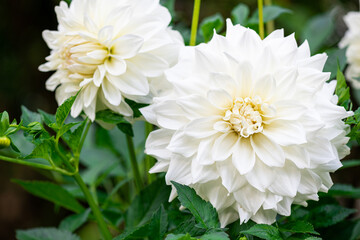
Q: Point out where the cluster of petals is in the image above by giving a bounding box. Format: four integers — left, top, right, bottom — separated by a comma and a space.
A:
142, 20, 352, 226
340, 11, 360, 89
39, 0, 183, 120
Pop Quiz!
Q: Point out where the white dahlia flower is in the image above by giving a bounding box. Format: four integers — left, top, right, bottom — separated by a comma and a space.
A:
340, 11, 360, 89
40, 0, 183, 121
142, 20, 352, 226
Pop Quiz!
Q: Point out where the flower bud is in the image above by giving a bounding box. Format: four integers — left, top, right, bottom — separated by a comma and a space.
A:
0, 136, 11, 149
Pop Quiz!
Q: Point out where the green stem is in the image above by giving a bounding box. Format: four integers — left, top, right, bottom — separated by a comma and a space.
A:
76, 118, 91, 156
190, 0, 201, 46
144, 123, 155, 184
73, 173, 112, 240
126, 135, 143, 192
264, 0, 274, 34
258, 0, 265, 39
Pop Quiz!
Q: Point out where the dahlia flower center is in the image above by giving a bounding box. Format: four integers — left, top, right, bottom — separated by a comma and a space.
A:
223, 97, 264, 138
61, 36, 108, 76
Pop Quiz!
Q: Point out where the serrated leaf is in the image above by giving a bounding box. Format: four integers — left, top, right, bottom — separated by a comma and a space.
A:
231, 3, 249, 25
166, 233, 197, 240
66, 120, 86, 152
148, 205, 168, 240
301, 12, 335, 53
16, 227, 80, 240
59, 209, 91, 232
172, 181, 220, 229
21, 106, 42, 126
57, 122, 81, 139
200, 231, 230, 240
335, 67, 351, 109
308, 204, 356, 228
56, 94, 78, 128
125, 178, 171, 229
96, 110, 129, 125
25, 138, 63, 167
200, 13, 224, 43
13, 179, 84, 213
249, 6, 292, 24
38, 110, 56, 127
173, 216, 206, 236
280, 221, 318, 235
241, 224, 282, 240
227, 220, 256, 240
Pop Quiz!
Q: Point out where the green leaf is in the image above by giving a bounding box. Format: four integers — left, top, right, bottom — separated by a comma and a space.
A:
341, 159, 360, 169
96, 110, 129, 125
227, 220, 255, 240
0, 111, 10, 136
172, 181, 220, 229
173, 216, 206, 236
241, 224, 282, 240
56, 94, 78, 128
335, 67, 351, 109
301, 12, 335, 54
279, 221, 318, 235
325, 184, 360, 198
166, 233, 197, 240
59, 209, 91, 232
148, 205, 168, 240
38, 110, 56, 127
125, 178, 171, 229
16, 227, 80, 240
57, 122, 81, 139
231, 3, 249, 26
200, 231, 230, 240
324, 48, 347, 80
13, 179, 84, 213
200, 13, 224, 43
125, 99, 148, 118
249, 6, 292, 24
25, 138, 63, 167
65, 120, 86, 153
117, 122, 134, 137
286, 234, 321, 240
21, 106, 41, 126
307, 204, 356, 228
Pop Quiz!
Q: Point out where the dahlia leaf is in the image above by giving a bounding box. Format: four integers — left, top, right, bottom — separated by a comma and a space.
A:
96, 110, 129, 125
125, 99, 148, 118
325, 184, 360, 198
241, 224, 282, 240
56, 93, 78, 128
340, 159, 360, 170
125, 178, 170, 229
21, 106, 42, 126
38, 109, 56, 127
148, 205, 168, 240
200, 13, 224, 43
249, 6, 292, 24
58, 209, 91, 232
307, 204, 356, 228
301, 12, 335, 54
16, 227, 80, 240
12, 179, 85, 213
226, 220, 255, 240
231, 3, 249, 26
64, 120, 87, 153
323, 48, 347, 79
57, 122, 81, 139
25, 138, 63, 166
117, 122, 134, 137
279, 221, 319, 235
335, 67, 350, 109
172, 181, 220, 229
165, 233, 197, 240
200, 231, 230, 240
0, 111, 10, 136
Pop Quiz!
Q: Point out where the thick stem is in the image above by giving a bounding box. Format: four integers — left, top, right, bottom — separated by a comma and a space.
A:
190, 0, 201, 46
264, 0, 274, 34
73, 173, 112, 240
258, 0, 265, 39
126, 135, 143, 192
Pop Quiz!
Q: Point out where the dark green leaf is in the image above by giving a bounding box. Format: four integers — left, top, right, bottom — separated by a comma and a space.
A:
335, 67, 351, 109
172, 181, 220, 229
59, 209, 91, 232
25, 138, 63, 167
57, 122, 81, 139
125, 99, 148, 118
200, 13, 224, 43
21, 106, 41, 126
10, 138, 21, 152
96, 110, 129, 125
280, 221, 318, 235
13, 179, 84, 213
0, 111, 10, 135
324, 48, 347, 80
227, 220, 255, 240
38, 110, 56, 127
308, 204, 356, 228
325, 184, 360, 198
173, 216, 206, 236
117, 123, 134, 137
301, 12, 335, 54
286, 234, 321, 240
200, 231, 230, 240
231, 3, 249, 25
148, 205, 168, 240
249, 6, 292, 24
165, 233, 197, 240
125, 178, 171, 229
241, 224, 282, 240
16, 227, 80, 240
66, 120, 86, 152
341, 159, 360, 169
56, 94, 78, 128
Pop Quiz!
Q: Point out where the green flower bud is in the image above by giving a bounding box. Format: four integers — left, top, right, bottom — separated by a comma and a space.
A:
0, 136, 11, 149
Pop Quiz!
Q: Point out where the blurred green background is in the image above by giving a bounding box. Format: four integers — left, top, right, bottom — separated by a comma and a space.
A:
0, 0, 359, 239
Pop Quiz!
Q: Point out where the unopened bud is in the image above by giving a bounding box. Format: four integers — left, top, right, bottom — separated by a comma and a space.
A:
0, 136, 10, 149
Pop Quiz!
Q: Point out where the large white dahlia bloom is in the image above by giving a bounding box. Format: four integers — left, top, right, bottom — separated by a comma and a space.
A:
340, 11, 360, 89
39, 0, 183, 120
142, 20, 352, 226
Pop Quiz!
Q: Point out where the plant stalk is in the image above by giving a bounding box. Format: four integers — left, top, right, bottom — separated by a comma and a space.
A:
126, 135, 143, 192
73, 173, 112, 240
258, 0, 265, 39
264, 0, 275, 34
190, 0, 201, 46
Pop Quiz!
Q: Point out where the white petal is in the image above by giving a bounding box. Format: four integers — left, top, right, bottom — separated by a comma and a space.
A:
251, 134, 285, 167
232, 138, 256, 175
102, 78, 121, 106
207, 89, 233, 109
262, 120, 307, 146
212, 132, 238, 161
112, 34, 143, 59
184, 117, 219, 139
129, 53, 168, 77
105, 57, 127, 76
